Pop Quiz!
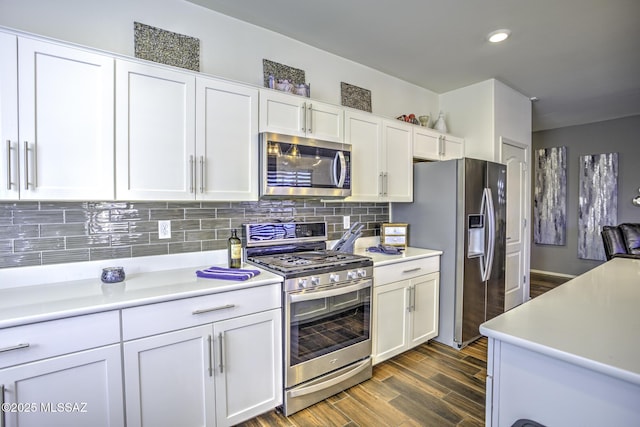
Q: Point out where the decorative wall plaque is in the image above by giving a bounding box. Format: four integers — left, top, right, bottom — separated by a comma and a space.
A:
340, 82, 372, 112
134, 22, 200, 72
533, 146, 567, 245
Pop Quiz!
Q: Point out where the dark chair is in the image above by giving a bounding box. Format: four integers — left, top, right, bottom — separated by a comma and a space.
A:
601, 223, 640, 260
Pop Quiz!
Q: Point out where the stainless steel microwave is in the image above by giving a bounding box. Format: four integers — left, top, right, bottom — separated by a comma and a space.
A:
260, 133, 351, 198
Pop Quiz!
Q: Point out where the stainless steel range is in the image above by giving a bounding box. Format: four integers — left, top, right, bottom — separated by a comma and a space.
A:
244, 222, 373, 416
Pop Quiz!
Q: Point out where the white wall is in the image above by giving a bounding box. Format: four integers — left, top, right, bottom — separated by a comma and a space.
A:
439, 80, 495, 161
439, 79, 532, 161
0, 0, 438, 119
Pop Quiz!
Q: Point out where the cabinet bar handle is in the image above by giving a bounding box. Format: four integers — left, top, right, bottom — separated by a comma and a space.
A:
402, 267, 422, 274
0, 343, 30, 353
301, 102, 306, 132
1, 384, 5, 427
218, 332, 224, 374
406, 288, 412, 312
411, 285, 416, 311
192, 304, 235, 315
199, 155, 205, 193
189, 155, 195, 193
207, 335, 213, 377
383, 172, 388, 196
23, 141, 29, 190
308, 103, 313, 133
379, 173, 383, 196
5, 140, 11, 191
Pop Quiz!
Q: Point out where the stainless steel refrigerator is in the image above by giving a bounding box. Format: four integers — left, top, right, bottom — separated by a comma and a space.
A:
392, 158, 506, 349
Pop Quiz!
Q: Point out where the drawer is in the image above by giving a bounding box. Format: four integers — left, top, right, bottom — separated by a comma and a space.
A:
0, 311, 120, 369
374, 256, 440, 286
122, 283, 281, 341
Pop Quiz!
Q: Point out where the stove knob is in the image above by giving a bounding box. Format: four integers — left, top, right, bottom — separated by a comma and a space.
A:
347, 271, 358, 280
357, 269, 367, 278
329, 273, 340, 283
298, 278, 308, 288
311, 276, 321, 286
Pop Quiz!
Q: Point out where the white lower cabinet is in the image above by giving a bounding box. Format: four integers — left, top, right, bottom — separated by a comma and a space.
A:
372, 257, 440, 364
0, 312, 124, 427
122, 285, 282, 427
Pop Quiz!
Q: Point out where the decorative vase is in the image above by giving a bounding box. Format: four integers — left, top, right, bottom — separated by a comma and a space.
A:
433, 111, 447, 133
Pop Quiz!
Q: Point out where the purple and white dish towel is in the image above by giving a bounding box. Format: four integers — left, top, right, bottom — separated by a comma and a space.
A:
196, 266, 261, 281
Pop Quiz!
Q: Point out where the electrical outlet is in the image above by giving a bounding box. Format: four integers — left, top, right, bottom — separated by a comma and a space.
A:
158, 220, 171, 239
343, 215, 350, 229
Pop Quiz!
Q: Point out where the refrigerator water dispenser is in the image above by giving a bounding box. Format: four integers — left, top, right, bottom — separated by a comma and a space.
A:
467, 214, 485, 258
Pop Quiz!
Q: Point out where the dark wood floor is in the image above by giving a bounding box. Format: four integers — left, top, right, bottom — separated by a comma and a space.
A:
238, 272, 569, 427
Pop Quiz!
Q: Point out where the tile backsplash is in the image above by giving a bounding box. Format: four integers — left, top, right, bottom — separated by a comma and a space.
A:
0, 200, 388, 269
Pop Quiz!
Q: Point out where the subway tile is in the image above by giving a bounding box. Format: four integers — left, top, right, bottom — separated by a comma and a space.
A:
66, 235, 111, 250
0, 225, 39, 239
185, 208, 218, 219
0, 210, 12, 226
169, 241, 201, 254
129, 221, 158, 233
202, 239, 226, 251
41, 223, 87, 237
64, 210, 90, 223
0, 240, 12, 253
89, 221, 130, 235
42, 249, 89, 265
200, 218, 230, 230
0, 252, 41, 268
130, 202, 168, 210
171, 219, 201, 231
13, 210, 64, 225
132, 244, 169, 258
315, 208, 335, 216
40, 202, 86, 210
0, 202, 38, 210
149, 209, 186, 220
87, 202, 129, 210
168, 202, 202, 209
90, 247, 132, 261
186, 230, 215, 241
150, 231, 184, 244
14, 237, 65, 252
111, 233, 150, 247
110, 208, 146, 222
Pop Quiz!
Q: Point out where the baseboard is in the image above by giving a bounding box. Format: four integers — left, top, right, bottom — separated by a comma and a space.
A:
530, 269, 577, 279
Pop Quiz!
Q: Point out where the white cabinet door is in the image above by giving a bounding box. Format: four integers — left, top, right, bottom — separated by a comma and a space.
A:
413, 127, 441, 161
305, 101, 344, 142
259, 90, 343, 142
0, 345, 124, 427
382, 119, 412, 202
344, 110, 382, 201
16, 38, 115, 200
408, 272, 439, 347
0, 33, 18, 200
213, 309, 282, 427
123, 325, 215, 427
196, 77, 259, 201
441, 134, 464, 160
259, 90, 306, 137
372, 279, 410, 364
116, 60, 195, 200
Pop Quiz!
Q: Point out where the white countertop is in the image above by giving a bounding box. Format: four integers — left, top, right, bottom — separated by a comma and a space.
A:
354, 246, 443, 266
480, 257, 640, 386
0, 243, 442, 330
0, 262, 283, 329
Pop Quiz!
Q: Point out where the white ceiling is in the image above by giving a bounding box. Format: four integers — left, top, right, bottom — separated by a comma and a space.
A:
187, 0, 640, 132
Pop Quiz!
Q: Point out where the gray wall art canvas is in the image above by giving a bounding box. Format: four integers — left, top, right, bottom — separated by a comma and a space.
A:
578, 152, 618, 260
534, 146, 567, 245
134, 22, 200, 72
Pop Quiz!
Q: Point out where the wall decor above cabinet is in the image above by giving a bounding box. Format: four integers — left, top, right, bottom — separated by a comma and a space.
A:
262, 59, 308, 96
340, 82, 372, 113
134, 22, 200, 72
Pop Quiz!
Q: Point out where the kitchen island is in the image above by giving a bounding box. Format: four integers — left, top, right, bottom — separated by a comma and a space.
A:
480, 258, 640, 426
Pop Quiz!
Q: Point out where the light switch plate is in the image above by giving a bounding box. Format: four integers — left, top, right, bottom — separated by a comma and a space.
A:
158, 220, 171, 239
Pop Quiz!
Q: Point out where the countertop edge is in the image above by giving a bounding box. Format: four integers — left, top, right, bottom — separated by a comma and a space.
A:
480, 325, 640, 387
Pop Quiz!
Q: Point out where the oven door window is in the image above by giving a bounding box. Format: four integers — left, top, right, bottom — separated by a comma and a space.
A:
289, 284, 371, 366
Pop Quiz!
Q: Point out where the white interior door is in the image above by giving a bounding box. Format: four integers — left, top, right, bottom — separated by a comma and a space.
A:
501, 139, 529, 310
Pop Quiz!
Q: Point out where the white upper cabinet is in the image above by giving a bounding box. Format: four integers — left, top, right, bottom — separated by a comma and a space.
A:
116, 59, 196, 200
344, 110, 412, 202
0, 32, 18, 200
413, 126, 464, 161
1, 34, 115, 200
196, 77, 259, 201
259, 90, 343, 142
116, 60, 259, 201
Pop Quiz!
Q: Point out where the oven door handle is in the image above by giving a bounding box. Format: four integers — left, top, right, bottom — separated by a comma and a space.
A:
288, 358, 371, 398
288, 279, 371, 303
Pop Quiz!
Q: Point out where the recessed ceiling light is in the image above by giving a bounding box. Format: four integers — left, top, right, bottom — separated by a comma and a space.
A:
487, 29, 511, 43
